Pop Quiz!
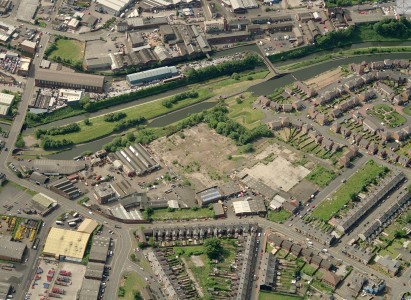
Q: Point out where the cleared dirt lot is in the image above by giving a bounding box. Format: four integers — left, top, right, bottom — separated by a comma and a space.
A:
305, 68, 344, 90
150, 124, 247, 189
244, 156, 310, 192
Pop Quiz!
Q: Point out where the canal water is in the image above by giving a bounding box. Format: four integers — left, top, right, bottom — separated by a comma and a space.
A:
47, 44, 411, 159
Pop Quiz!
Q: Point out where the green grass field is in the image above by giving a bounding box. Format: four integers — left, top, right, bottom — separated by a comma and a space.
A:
267, 209, 292, 223
227, 92, 264, 129
118, 272, 147, 300
49, 39, 85, 63
151, 207, 215, 221
41, 88, 213, 145
259, 292, 303, 300
306, 166, 337, 188
311, 160, 387, 222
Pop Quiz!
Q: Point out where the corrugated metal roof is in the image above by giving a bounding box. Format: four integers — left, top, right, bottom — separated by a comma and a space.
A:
126, 66, 178, 83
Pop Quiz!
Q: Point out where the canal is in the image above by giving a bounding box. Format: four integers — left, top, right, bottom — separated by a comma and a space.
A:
47, 45, 411, 159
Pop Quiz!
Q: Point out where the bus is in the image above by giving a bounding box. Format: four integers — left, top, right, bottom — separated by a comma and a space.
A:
32, 238, 40, 250
67, 217, 81, 224
55, 221, 64, 225
68, 222, 77, 227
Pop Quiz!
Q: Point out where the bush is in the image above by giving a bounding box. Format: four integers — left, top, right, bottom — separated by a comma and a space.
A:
112, 117, 146, 132
104, 112, 127, 122
41, 137, 73, 150
162, 91, 199, 108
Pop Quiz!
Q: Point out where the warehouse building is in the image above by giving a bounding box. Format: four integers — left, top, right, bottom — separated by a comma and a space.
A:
112, 143, 160, 176
35, 69, 105, 93
33, 159, 87, 175
50, 178, 81, 199
94, 183, 117, 204
233, 198, 267, 216
0, 92, 14, 115
89, 236, 111, 263
96, 0, 131, 16
0, 236, 27, 262
77, 218, 99, 235
43, 228, 91, 262
58, 89, 83, 105
126, 66, 179, 86
0, 282, 11, 300
83, 56, 112, 71
85, 262, 105, 280
0, 21, 15, 42
78, 278, 100, 300
196, 186, 223, 207
32, 193, 58, 216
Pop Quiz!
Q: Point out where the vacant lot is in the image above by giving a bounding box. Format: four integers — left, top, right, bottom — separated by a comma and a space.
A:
306, 166, 337, 188
150, 208, 215, 221
49, 39, 85, 63
245, 156, 310, 192
118, 272, 147, 300
267, 209, 292, 223
151, 124, 245, 189
311, 160, 387, 222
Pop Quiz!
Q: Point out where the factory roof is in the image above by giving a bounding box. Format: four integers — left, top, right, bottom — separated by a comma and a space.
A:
126, 66, 178, 83
32, 193, 57, 208
196, 186, 222, 205
96, 0, 128, 12
33, 159, 87, 175
43, 228, 91, 260
0, 282, 10, 299
77, 218, 99, 234
89, 235, 110, 262
85, 262, 105, 280
0, 92, 14, 105
78, 278, 100, 300
36, 69, 105, 88
0, 235, 26, 261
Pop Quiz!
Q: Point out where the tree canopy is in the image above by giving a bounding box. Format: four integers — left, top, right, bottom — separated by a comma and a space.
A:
204, 238, 223, 259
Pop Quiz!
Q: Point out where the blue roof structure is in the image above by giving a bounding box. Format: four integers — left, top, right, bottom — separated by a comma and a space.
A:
126, 66, 178, 85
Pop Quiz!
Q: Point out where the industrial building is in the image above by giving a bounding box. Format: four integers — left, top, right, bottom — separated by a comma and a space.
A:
95, 0, 132, 16
196, 186, 223, 207
50, 178, 81, 199
94, 183, 117, 204
35, 69, 105, 93
0, 92, 14, 115
111, 143, 160, 176
126, 66, 179, 86
127, 31, 145, 48
232, 198, 267, 216
43, 227, 91, 262
0, 21, 15, 42
16, 0, 38, 22
33, 159, 87, 175
20, 40, 36, 54
58, 89, 83, 105
89, 236, 111, 263
0, 282, 11, 300
32, 193, 58, 216
85, 262, 105, 280
0, 236, 27, 262
77, 218, 99, 234
83, 56, 112, 71
78, 278, 101, 300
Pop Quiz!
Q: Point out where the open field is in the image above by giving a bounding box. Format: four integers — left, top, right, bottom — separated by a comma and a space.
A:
118, 272, 147, 300
49, 39, 85, 63
311, 160, 387, 222
150, 207, 215, 221
267, 209, 292, 223
306, 166, 337, 188
227, 92, 264, 129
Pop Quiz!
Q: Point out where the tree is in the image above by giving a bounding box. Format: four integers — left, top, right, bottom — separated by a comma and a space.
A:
130, 253, 136, 261
394, 229, 408, 239
134, 291, 143, 300
84, 118, 91, 126
204, 238, 223, 259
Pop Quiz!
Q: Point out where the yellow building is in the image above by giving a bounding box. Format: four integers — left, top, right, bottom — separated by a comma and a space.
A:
77, 218, 99, 235
43, 228, 91, 262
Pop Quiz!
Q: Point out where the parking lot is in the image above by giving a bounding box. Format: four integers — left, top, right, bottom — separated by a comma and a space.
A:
28, 259, 86, 300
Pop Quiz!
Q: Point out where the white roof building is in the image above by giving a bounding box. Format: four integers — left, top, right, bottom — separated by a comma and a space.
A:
96, 0, 131, 16
58, 89, 83, 103
67, 18, 80, 29
0, 92, 14, 115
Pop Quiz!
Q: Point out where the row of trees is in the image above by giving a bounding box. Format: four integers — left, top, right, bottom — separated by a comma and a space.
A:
162, 91, 199, 108
35, 123, 81, 138
104, 112, 127, 122
41, 137, 73, 150
112, 117, 146, 132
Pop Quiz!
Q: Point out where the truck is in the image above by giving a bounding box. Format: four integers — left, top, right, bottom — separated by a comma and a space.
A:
55, 221, 64, 225
68, 222, 76, 227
